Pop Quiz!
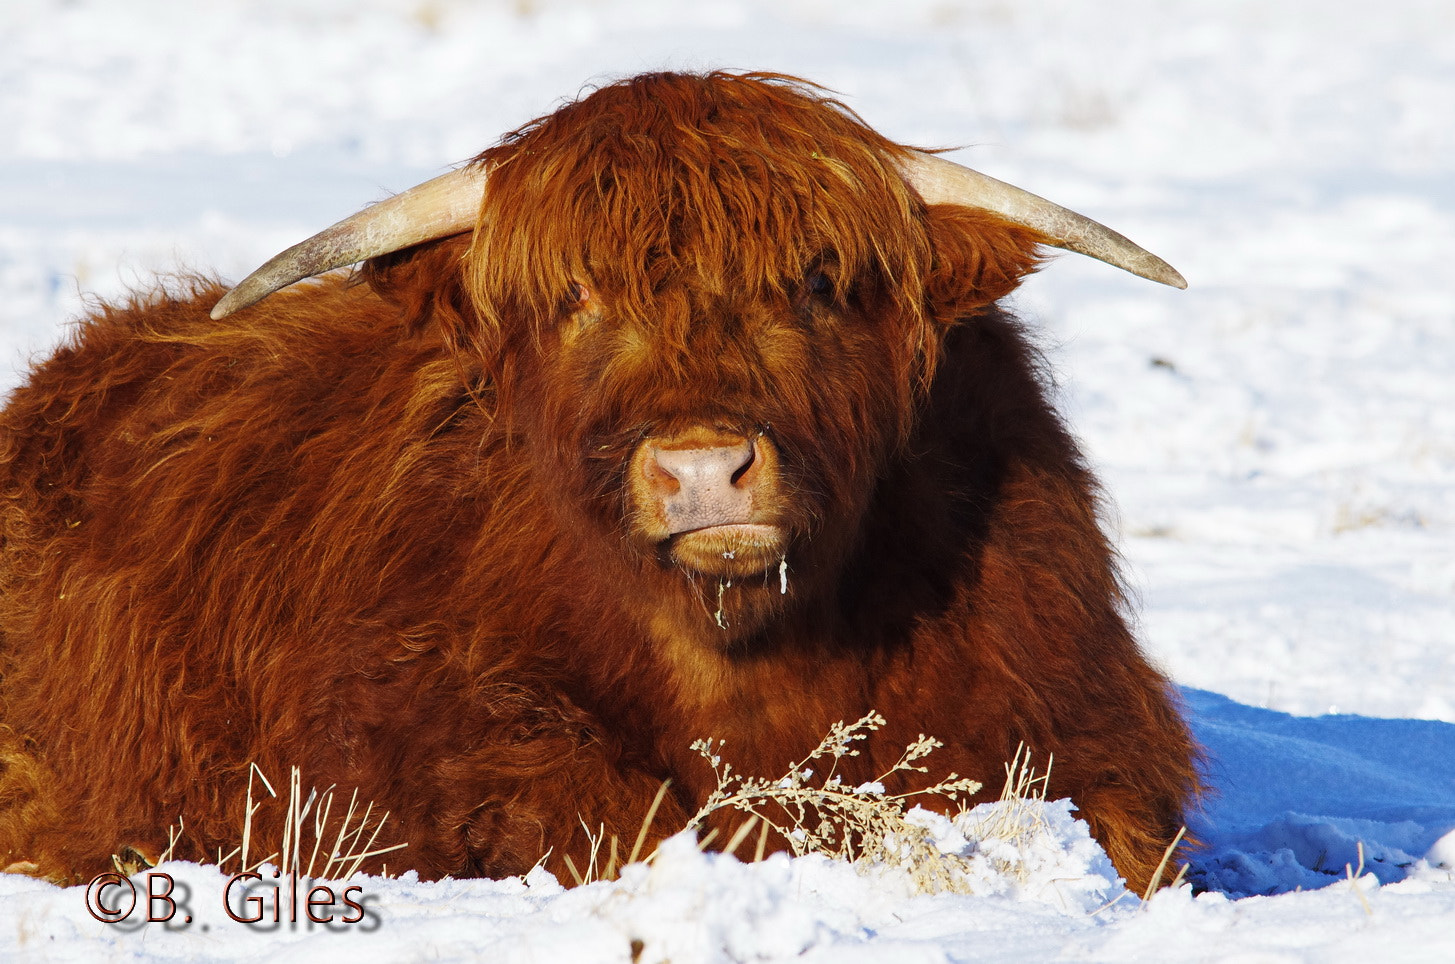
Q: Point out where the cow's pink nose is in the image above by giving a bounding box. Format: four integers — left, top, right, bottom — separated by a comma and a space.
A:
647, 439, 757, 534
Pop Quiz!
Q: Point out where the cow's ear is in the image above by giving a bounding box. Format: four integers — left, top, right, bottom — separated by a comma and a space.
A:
923, 205, 1046, 318
362, 235, 476, 339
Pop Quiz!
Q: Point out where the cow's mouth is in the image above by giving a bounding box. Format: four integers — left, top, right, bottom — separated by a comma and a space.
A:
667, 522, 786, 578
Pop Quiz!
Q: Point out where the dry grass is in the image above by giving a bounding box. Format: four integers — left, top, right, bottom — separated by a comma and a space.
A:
961, 744, 1052, 852
558, 714, 1091, 897
1345, 840, 1374, 916
561, 712, 991, 891
561, 780, 674, 887
218, 764, 407, 880
114, 764, 407, 882
114, 722, 1077, 898
686, 711, 983, 883
1139, 826, 1189, 902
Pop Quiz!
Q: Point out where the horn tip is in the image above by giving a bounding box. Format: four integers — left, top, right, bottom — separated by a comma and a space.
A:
210, 292, 241, 321
1155, 265, 1189, 290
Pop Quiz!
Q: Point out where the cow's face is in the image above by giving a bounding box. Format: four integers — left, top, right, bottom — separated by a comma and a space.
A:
455, 75, 957, 638
531, 257, 922, 583
487, 235, 938, 650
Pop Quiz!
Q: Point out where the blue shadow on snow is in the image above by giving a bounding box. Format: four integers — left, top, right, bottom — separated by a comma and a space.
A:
1179, 687, 1455, 897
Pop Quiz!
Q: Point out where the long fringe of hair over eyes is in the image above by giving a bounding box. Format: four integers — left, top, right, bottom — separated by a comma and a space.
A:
461, 72, 935, 356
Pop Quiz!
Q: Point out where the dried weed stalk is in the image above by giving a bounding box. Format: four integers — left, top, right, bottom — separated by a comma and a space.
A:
110, 765, 405, 882
686, 711, 984, 892
959, 742, 1053, 877
214, 764, 407, 880
562, 780, 674, 886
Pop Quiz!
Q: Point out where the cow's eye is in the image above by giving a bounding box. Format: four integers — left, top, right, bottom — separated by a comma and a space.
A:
805, 271, 834, 301
565, 281, 592, 310
559, 281, 601, 345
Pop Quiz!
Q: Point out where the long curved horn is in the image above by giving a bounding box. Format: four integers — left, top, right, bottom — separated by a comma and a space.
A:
900, 151, 1186, 289
210, 165, 488, 320
213, 148, 1182, 319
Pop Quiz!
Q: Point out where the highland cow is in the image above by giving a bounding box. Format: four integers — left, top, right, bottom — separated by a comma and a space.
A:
0, 71, 1197, 891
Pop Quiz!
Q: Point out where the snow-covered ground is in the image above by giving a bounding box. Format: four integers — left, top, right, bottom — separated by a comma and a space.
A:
2, 0, 1452, 959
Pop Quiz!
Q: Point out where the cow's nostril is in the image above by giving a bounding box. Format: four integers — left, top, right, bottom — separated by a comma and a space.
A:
642, 450, 681, 494
729, 439, 756, 487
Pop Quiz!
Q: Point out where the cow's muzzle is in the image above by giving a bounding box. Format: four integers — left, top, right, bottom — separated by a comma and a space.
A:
629, 428, 786, 577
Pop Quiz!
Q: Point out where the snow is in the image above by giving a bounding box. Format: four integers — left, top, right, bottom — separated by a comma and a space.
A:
3, 0, 1453, 959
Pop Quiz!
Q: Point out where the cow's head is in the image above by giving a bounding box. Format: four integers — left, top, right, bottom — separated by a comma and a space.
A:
212, 71, 1183, 643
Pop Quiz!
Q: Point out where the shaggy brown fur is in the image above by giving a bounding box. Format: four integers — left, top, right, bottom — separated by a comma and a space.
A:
0, 71, 1197, 891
